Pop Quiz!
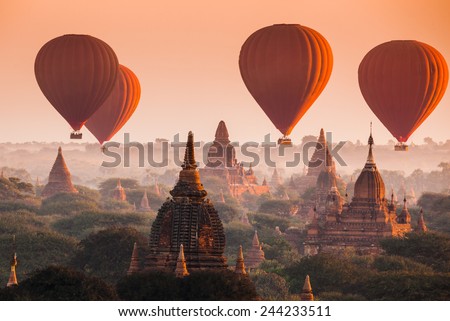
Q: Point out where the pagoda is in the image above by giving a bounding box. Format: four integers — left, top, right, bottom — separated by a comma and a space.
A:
245, 230, 265, 269
127, 242, 140, 275
234, 245, 247, 275
112, 179, 126, 201
140, 190, 151, 211
299, 275, 314, 301
41, 147, 78, 198
199, 120, 269, 197
144, 132, 227, 272
304, 127, 411, 255
416, 208, 428, 233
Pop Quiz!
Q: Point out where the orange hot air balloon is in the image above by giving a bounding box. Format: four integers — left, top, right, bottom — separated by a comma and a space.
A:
35, 34, 119, 139
239, 24, 333, 145
85, 65, 141, 144
358, 40, 448, 150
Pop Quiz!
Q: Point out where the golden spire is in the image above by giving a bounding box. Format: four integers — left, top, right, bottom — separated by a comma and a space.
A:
7, 235, 18, 287
300, 275, 314, 301
175, 244, 189, 278
234, 245, 247, 275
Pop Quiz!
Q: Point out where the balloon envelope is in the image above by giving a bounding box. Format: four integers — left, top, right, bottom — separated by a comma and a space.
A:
239, 24, 333, 136
358, 40, 448, 143
35, 34, 119, 131
85, 65, 141, 144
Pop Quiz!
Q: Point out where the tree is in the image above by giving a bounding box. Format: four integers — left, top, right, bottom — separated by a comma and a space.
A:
71, 227, 147, 283
214, 202, 240, 223
251, 271, 290, 300
4, 266, 117, 300
379, 232, 450, 272
117, 270, 258, 300
39, 192, 99, 215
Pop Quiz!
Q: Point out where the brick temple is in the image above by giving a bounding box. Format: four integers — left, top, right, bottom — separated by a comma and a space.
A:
41, 147, 78, 198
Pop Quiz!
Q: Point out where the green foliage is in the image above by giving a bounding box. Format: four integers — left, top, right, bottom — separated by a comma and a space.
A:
258, 200, 299, 216
0, 211, 47, 234
1, 266, 118, 300
116, 271, 181, 300
39, 192, 99, 215
52, 211, 154, 239
416, 193, 450, 233
373, 255, 434, 273
251, 271, 290, 300
101, 199, 134, 212
215, 202, 240, 223
358, 272, 450, 300
122, 188, 165, 211
317, 291, 366, 301
0, 232, 78, 284
117, 270, 258, 300
74, 185, 101, 201
71, 227, 147, 284
223, 222, 254, 262
0, 176, 34, 200
98, 178, 139, 198
380, 232, 450, 272
0, 201, 40, 213
301, 187, 316, 202
283, 252, 370, 295
248, 212, 291, 231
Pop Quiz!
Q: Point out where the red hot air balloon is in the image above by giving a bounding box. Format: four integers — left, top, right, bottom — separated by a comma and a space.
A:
239, 24, 333, 145
358, 40, 448, 151
85, 65, 141, 145
35, 34, 119, 139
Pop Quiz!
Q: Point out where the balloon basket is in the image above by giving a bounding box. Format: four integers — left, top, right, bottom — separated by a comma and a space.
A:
278, 137, 292, 146
394, 143, 408, 151
70, 131, 82, 139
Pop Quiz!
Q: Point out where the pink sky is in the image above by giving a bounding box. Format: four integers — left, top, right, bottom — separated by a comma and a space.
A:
0, 0, 449, 144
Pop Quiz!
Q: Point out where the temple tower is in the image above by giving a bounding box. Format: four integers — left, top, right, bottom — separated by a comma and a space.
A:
234, 245, 247, 275
127, 242, 140, 275
140, 190, 151, 211
41, 147, 78, 198
145, 132, 227, 272
416, 208, 427, 233
245, 230, 265, 269
112, 179, 127, 201
299, 275, 314, 301
175, 244, 189, 278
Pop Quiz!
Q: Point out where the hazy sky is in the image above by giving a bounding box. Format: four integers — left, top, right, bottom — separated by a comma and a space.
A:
0, 0, 449, 144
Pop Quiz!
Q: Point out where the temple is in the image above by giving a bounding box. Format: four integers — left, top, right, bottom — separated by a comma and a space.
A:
127, 242, 140, 275
295, 129, 346, 196
303, 128, 412, 255
199, 121, 269, 197
139, 190, 151, 211
41, 147, 78, 198
416, 208, 428, 233
112, 179, 127, 201
234, 245, 247, 275
143, 132, 228, 273
299, 275, 314, 301
245, 230, 265, 269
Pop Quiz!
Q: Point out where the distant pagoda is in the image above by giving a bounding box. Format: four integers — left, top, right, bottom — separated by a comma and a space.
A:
245, 230, 265, 269
112, 179, 127, 201
127, 242, 140, 275
41, 147, 78, 198
144, 131, 227, 273
416, 208, 428, 233
140, 190, 151, 211
299, 275, 314, 301
234, 245, 247, 275
199, 120, 269, 197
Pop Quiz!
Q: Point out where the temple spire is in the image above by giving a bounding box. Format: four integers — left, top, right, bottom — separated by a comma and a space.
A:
7, 235, 18, 287
234, 245, 247, 275
214, 120, 230, 144
182, 131, 197, 170
366, 122, 375, 165
140, 190, 151, 211
175, 244, 189, 278
300, 275, 314, 301
417, 208, 427, 233
127, 242, 140, 275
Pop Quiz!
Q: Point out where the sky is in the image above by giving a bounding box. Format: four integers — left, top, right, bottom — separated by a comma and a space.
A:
0, 0, 449, 144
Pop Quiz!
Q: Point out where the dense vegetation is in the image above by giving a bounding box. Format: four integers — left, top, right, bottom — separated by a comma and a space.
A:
0, 175, 449, 300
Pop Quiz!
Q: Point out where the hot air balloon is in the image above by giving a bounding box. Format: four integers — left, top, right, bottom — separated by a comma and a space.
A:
358, 40, 448, 151
35, 34, 119, 139
85, 65, 141, 145
239, 24, 333, 145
